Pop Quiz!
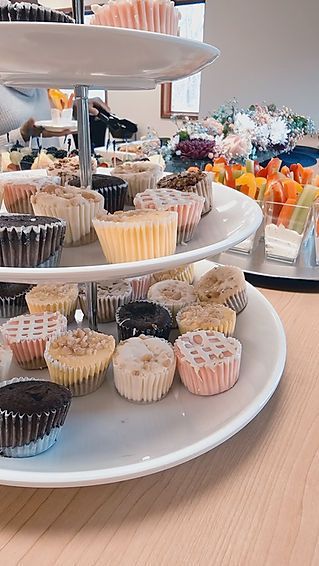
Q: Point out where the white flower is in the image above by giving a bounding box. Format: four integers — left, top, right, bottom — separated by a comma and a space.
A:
269, 117, 288, 145
233, 113, 256, 135
254, 124, 270, 150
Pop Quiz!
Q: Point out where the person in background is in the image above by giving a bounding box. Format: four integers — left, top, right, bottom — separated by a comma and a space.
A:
0, 85, 110, 146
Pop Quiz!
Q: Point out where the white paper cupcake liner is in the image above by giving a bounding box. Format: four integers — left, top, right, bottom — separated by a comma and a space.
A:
195, 176, 213, 215
114, 359, 175, 403
79, 286, 133, 323
177, 356, 241, 396
44, 352, 110, 397
32, 199, 102, 247
126, 274, 152, 300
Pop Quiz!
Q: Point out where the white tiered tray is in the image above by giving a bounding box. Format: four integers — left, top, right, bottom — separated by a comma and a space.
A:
0, 261, 286, 488
0, 185, 263, 283
0, 23, 220, 89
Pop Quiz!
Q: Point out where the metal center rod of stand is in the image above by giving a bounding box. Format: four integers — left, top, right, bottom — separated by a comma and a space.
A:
73, 2, 97, 330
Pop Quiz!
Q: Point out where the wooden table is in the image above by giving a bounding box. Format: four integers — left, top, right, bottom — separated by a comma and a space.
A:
0, 288, 318, 565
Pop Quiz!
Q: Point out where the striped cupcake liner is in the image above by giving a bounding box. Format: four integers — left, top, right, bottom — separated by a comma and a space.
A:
0, 287, 33, 318
125, 274, 152, 300
225, 289, 248, 314
0, 377, 71, 457
79, 287, 133, 323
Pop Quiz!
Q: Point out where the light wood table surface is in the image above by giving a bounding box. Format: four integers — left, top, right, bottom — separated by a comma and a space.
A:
0, 288, 318, 565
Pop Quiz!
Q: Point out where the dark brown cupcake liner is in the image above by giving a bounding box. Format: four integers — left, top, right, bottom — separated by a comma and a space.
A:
226, 289, 248, 314
69, 175, 128, 214
0, 285, 33, 318
8, 3, 74, 23
0, 216, 66, 268
0, 5, 10, 20
0, 377, 71, 457
116, 300, 173, 341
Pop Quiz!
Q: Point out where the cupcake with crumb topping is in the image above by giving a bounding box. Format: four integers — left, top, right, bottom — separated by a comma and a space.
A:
26, 283, 79, 321
45, 328, 115, 396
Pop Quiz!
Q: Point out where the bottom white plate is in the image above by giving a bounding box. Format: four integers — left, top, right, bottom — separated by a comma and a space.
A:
34, 120, 77, 133
0, 261, 286, 487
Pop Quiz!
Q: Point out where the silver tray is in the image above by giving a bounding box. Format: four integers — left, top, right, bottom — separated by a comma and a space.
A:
211, 230, 319, 281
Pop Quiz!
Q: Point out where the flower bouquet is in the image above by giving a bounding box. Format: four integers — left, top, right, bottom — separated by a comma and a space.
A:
163, 102, 316, 171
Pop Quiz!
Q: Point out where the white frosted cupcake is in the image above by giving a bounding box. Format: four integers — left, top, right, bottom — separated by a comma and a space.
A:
151, 263, 195, 285
134, 188, 204, 244
125, 274, 152, 300
175, 330, 242, 396
79, 279, 133, 322
26, 283, 79, 321
196, 266, 248, 314
147, 279, 197, 324
31, 184, 104, 247
1, 311, 67, 370
91, 0, 181, 35
176, 303, 236, 337
45, 328, 115, 396
113, 334, 176, 403
93, 209, 178, 263
112, 161, 163, 204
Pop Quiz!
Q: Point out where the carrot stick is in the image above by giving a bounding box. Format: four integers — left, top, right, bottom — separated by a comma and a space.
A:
277, 197, 297, 228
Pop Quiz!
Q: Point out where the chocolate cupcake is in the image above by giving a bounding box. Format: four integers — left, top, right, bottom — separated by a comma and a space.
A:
69, 174, 128, 214
0, 214, 66, 268
116, 300, 172, 341
0, 378, 71, 457
0, 282, 33, 318
0, 0, 10, 20
6, 2, 74, 23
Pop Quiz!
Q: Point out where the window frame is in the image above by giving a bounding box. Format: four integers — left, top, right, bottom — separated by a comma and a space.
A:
160, 0, 205, 119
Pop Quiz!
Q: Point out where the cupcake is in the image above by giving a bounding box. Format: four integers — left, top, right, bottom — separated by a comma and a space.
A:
196, 266, 248, 314
0, 378, 71, 458
79, 279, 133, 323
147, 279, 197, 324
174, 330, 242, 396
1, 311, 67, 370
125, 274, 152, 300
176, 303, 236, 337
151, 263, 195, 285
113, 335, 176, 403
25, 283, 79, 321
0, 346, 12, 380
69, 174, 128, 214
45, 328, 116, 396
157, 171, 213, 215
3, 176, 59, 215
93, 209, 178, 263
31, 184, 104, 247
134, 188, 204, 244
47, 156, 97, 185
0, 282, 33, 318
90, 0, 180, 35
0, 214, 66, 268
116, 300, 172, 341
112, 161, 163, 205
5, 2, 74, 22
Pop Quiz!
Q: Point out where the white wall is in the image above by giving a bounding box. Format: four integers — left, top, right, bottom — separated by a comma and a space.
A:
200, 0, 319, 123
108, 88, 176, 138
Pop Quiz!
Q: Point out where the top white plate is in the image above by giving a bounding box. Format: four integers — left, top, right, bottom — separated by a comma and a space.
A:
0, 23, 220, 89
0, 185, 263, 283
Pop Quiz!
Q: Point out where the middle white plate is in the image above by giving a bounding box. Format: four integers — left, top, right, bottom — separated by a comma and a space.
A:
0, 185, 263, 283
34, 120, 78, 133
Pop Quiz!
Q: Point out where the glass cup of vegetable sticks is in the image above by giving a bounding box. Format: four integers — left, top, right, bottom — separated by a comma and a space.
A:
264, 200, 312, 263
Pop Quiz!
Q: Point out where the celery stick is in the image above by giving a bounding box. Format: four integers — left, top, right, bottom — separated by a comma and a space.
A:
289, 184, 318, 233
257, 180, 267, 201
232, 169, 243, 180
246, 159, 255, 174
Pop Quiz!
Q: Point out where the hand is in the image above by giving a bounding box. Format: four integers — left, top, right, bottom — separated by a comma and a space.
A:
20, 118, 72, 142
72, 97, 111, 118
